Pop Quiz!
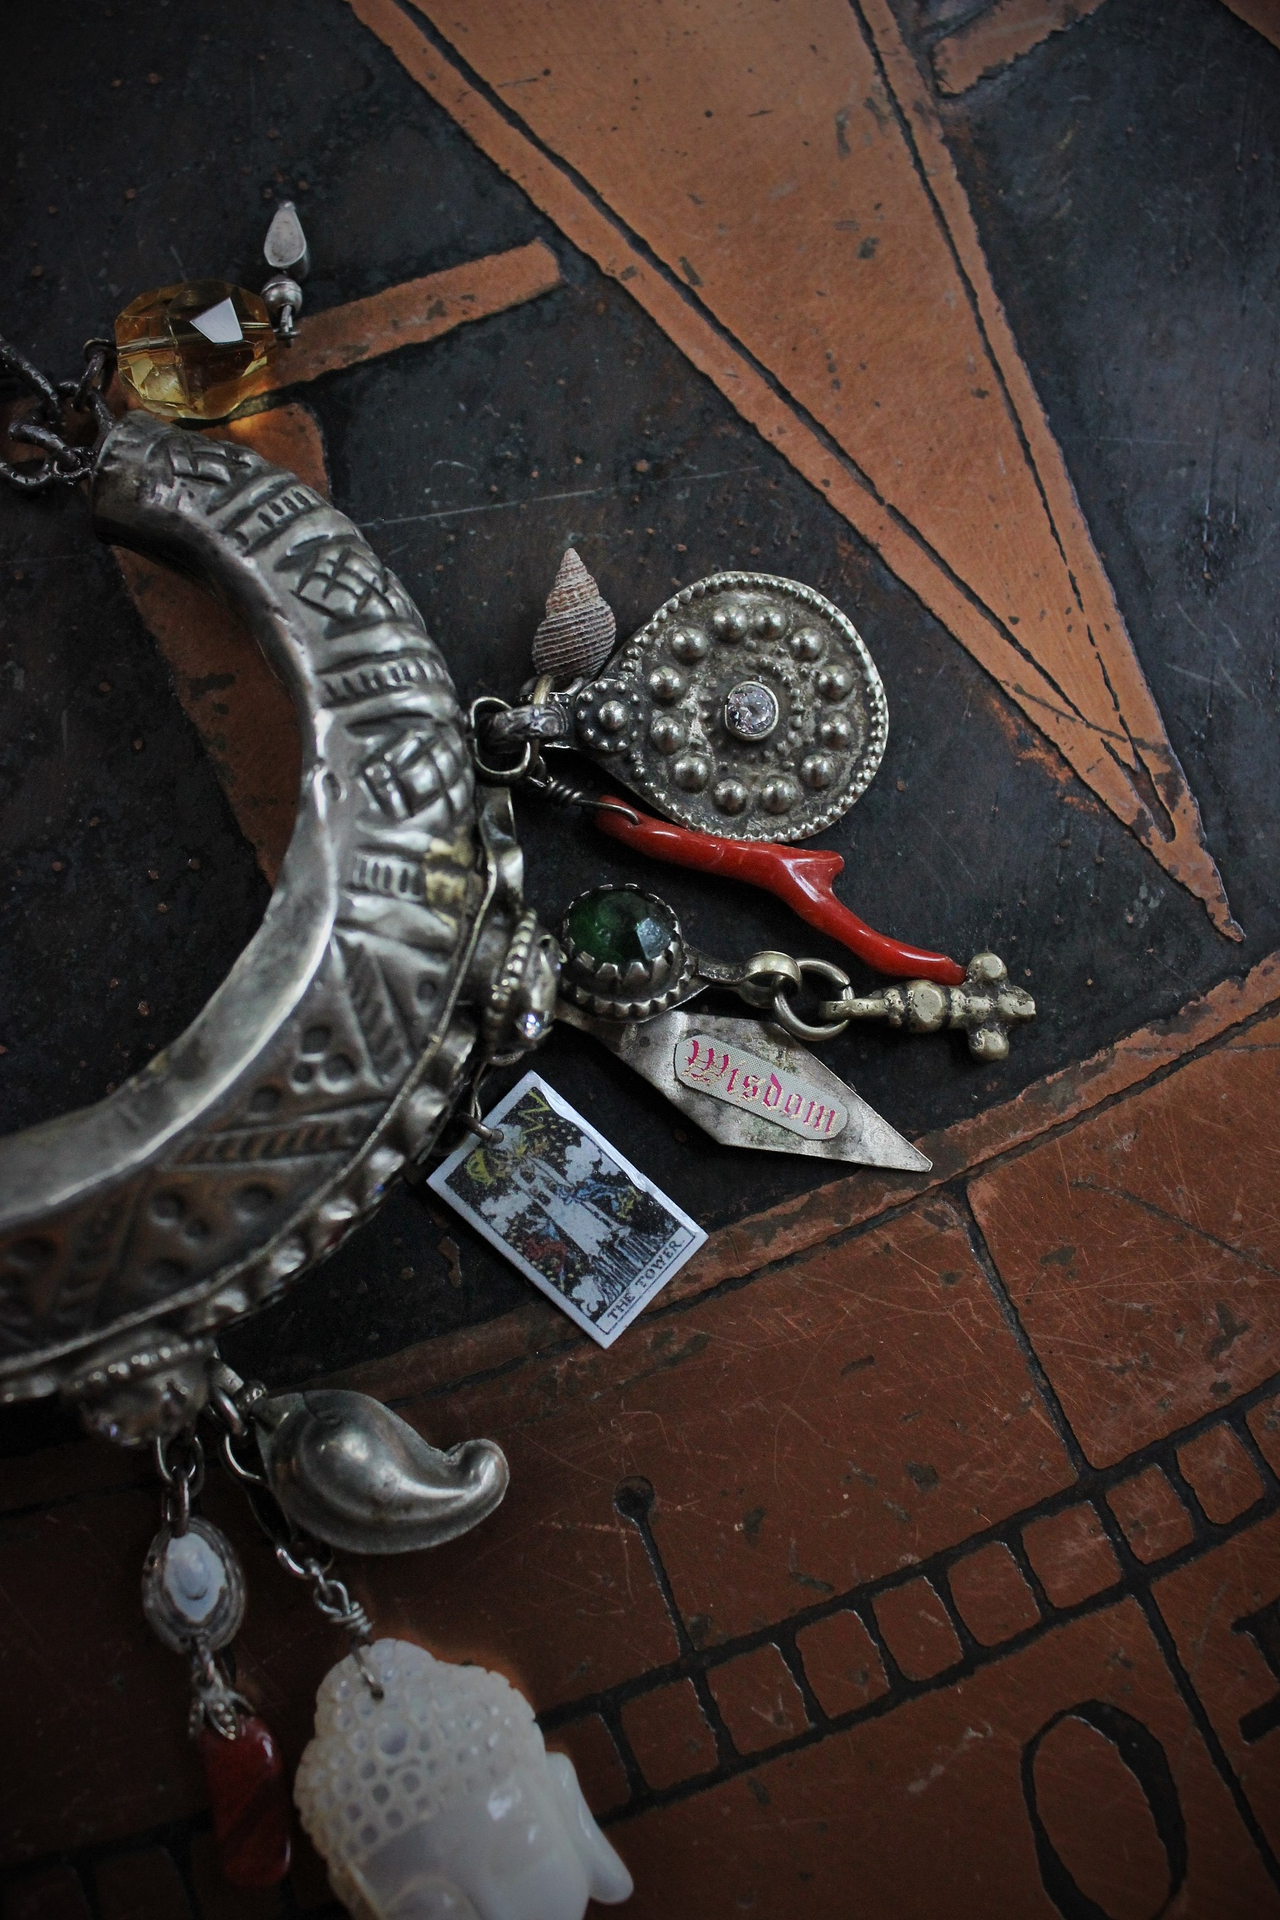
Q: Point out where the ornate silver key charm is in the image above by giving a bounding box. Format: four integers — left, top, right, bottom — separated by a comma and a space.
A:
555, 882, 1035, 1164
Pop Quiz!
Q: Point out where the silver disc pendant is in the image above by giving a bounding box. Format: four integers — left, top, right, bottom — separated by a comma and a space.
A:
571, 571, 887, 841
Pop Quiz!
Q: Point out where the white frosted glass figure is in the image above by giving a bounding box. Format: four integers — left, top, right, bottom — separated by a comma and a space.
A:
295, 1638, 633, 1920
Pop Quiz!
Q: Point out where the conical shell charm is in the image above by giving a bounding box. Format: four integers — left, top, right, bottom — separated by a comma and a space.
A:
531, 548, 617, 684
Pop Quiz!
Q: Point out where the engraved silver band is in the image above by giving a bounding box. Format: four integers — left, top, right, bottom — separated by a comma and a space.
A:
0, 413, 519, 1416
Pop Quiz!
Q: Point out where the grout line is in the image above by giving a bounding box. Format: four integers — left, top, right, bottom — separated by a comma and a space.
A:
536, 1371, 1280, 1812
952, 1185, 1091, 1476
1137, 1582, 1280, 1889
358, 963, 1280, 1419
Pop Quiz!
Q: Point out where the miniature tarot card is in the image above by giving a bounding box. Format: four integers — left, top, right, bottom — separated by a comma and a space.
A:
428, 1071, 706, 1347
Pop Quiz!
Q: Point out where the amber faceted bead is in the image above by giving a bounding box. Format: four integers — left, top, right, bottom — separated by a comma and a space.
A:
198, 1712, 292, 1889
114, 279, 277, 422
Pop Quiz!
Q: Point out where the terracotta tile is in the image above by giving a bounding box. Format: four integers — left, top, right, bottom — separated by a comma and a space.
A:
794, 1610, 889, 1718
350, 1466, 680, 1719
1106, 1466, 1195, 1565
0, 1870, 90, 1920
280, 243, 560, 387
545, 1713, 630, 1818
621, 1680, 718, 1791
947, 1543, 1039, 1646
970, 1013, 1280, 1464
1178, 1425, 1266, 1524
94, 1850, 189, 1920
1248, 1393, 1280, 1477
612, 1600, 1280, 1918
1154, 1510, 1280, 1855
933, 0, 1107, 96
333, 954, 1280, 1410
872, 1578, 963, 1681
1021, 1504, 1120, 1609
384, 0, 1232, 926
706, 1645, 808, 1756
1222, 0, 1280, 56
0, 1486, 209, 1862
373, 1196, 1072, 1663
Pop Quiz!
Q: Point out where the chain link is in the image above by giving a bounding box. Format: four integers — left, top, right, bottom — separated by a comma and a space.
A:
153, 1430, 205, 1535
0, 334, 115, 493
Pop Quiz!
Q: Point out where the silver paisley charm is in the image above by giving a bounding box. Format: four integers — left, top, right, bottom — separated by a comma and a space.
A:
252, 1388, 509, 1555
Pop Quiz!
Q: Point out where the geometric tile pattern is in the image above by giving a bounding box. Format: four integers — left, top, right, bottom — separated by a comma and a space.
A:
7, 957, 1280, 1913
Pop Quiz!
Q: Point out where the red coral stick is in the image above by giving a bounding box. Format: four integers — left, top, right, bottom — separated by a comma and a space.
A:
595, 799, 966, 986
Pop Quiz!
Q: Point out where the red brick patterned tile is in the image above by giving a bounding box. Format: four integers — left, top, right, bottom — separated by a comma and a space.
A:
1154, 1510, 1280, 1855
873, 1578, 963, 1680
0, 1870, 90, 1920
0, 1488, 209, 1863
1178, 1425, 1265, 1524
0, 1197, 1073, 1866
94, 1851, 187, 1920
1021, 1504, 1120, 1609
1248, 1392, 1280, 1477
969, 1013, 1280, 1464
327, 1406, 681, 1714
947, 1542, 1040, 1645
794, 1610, 888, 1717
546, 1712, 630, 1817
621, 1680, 718, 1791
611, 1600, 1280, 1918
1106, 1465, 1195, 1564
377, 1196, 1073, 1659
706, 1645, 808, 1756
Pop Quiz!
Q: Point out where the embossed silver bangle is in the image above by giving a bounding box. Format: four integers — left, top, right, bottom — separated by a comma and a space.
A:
0, 404, 555, 1432
0, 322, 628, 1914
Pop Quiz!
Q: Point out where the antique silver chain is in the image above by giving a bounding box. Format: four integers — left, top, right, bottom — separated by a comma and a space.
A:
0, 335, 115, 492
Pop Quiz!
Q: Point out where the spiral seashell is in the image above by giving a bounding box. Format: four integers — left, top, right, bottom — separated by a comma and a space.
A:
532, 548, 617, 684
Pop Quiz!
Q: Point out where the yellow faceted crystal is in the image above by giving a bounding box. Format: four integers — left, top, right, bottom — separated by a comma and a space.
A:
114, 279, 277, 422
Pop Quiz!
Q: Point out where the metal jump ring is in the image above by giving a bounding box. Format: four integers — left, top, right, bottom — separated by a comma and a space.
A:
468, 695, 534, 784
153, 1431, 206, 1493
771, 958, 853, 1042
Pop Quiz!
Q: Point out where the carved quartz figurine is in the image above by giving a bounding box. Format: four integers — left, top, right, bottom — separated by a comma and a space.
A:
294, 1639, 633, 1919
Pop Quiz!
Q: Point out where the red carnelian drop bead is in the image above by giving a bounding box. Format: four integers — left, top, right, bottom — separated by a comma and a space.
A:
198, 1713, 293, 1889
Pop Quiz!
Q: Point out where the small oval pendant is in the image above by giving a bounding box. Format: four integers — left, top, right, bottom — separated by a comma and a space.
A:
140, 1517, 246, 1653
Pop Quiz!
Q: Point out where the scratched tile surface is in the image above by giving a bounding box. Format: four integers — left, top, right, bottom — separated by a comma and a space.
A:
2, 0, 1280, 1913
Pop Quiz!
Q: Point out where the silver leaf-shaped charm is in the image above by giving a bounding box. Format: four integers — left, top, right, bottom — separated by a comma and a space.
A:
570, 1008, 931, 1171
253, 1389, 509, 1555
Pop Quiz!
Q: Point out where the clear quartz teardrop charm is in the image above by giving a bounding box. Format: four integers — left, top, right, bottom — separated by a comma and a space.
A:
294, 1638, 633, 1920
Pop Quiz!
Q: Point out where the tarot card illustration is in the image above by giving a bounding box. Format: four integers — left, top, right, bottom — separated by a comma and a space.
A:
428, 1072, 706, 1346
